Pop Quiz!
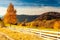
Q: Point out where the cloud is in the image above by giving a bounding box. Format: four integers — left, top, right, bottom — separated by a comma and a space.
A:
0, 7, 7, 16
15, 7, 60, 15
0, 6, 60, 16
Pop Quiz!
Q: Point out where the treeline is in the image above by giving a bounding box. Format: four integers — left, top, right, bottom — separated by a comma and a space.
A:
18, 19, 60, 30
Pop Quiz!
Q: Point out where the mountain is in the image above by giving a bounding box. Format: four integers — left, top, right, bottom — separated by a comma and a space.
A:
16, 15, 39, 22
17, 12, 60, 22
35, 12, 60, 20
29, 12, 60, 28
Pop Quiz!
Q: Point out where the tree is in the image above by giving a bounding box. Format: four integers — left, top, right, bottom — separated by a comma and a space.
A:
53, 21, 60, 30
3, 3, 17, 24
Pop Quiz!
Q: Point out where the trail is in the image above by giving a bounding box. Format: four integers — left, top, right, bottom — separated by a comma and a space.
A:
6, 26, 59, 40
0, 32, 14, 40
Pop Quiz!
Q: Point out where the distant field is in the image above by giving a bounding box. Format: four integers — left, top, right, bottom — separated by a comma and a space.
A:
5, 24, 58, 32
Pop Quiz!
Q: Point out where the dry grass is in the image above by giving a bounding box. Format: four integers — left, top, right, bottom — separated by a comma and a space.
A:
0, 28, 44, 40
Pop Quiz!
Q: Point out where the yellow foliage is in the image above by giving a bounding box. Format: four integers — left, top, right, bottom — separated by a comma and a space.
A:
3, 3, 17, 24
53, 21, 60, 30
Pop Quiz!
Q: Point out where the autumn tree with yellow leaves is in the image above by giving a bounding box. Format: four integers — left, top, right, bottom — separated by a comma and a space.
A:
53, 20, 60, 30
3, 3, 17, 24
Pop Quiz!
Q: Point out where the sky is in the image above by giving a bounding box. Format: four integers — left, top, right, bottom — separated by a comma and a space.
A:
0, 0, 60, 7
0, 0, 60, 16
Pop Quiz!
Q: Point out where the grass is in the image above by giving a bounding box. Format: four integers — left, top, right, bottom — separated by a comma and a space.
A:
5, 24, 58, 32
0, 23, 58, 40
0, 27, 44, 40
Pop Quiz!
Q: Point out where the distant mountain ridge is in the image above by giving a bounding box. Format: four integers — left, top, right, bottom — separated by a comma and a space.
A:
35, 12, 60, 20
16, 15, 39, 22
17, 12, 60, 22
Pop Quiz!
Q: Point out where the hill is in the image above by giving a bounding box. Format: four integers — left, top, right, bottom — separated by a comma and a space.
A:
28, 12, 60, 29
35, 12, 60, 20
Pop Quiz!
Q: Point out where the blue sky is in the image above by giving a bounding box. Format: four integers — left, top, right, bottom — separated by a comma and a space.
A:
0, 0, 60, 7
0, 0, 60, 16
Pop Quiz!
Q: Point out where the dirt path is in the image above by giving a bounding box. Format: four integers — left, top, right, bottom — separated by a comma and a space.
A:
0, 32, 14, 40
